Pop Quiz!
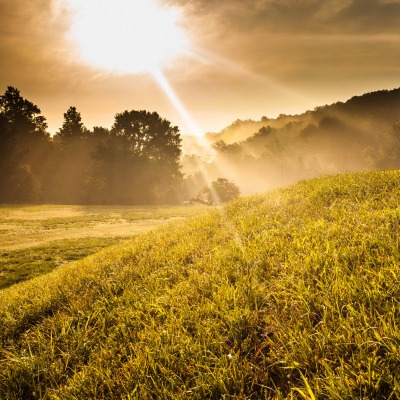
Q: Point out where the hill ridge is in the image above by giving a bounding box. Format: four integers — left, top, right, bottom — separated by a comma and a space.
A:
205, 86, 400, 144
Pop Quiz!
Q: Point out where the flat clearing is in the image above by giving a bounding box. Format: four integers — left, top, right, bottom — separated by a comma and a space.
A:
0, 204, 206, 288
0, 204, 205, 250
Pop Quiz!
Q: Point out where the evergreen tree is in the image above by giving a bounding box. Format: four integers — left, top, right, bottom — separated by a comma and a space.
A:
54, 106, 87, 143
51, 107, 90, 203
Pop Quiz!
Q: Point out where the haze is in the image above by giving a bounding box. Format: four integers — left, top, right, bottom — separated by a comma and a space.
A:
1, 0, 400, 136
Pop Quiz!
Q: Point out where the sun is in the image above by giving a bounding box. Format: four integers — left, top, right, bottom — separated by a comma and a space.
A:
64, 0, 189, 74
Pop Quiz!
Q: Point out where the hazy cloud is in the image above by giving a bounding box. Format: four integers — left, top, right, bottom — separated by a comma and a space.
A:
165, 0, 400, 79
333, 0, 400, 32
169, 0, 400, 33
0, 0, 70, 89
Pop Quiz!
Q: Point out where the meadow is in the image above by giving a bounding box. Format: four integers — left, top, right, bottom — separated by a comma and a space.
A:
0, 204, 205, 289
1, 170, 400, 399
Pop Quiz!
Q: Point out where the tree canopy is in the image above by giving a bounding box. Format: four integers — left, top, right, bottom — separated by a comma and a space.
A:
87, 110, 183, 204
112, 110, 181, 161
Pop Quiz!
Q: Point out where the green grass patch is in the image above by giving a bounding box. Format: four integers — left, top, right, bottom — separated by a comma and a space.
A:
1, 170, 400, 398
0, 237, 129, 289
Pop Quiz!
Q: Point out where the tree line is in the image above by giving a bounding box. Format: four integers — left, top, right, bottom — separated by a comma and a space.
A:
0, 86, 184, 204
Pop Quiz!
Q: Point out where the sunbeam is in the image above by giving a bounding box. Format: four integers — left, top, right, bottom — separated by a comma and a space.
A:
151, 68, 203, 136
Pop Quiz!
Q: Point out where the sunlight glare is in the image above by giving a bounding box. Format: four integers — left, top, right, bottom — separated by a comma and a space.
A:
65, 0, 189, 74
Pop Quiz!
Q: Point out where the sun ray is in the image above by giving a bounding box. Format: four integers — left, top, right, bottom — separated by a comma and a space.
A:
150, 68, 203, 136
150, 66, 245, 201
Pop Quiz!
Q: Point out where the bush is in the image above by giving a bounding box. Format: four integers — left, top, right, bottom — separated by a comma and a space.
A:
192, 178, 240, 204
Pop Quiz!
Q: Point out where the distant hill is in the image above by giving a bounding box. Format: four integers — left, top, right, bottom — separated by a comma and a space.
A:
183, 87, 400, 195
205, 87, 400, 145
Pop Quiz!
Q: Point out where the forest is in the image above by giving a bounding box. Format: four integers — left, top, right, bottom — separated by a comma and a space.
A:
0, 87, 183, 204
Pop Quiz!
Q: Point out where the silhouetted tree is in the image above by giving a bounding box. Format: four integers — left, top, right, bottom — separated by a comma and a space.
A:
54, 106, 87, 143
50, 107, 90, 203
86, 110, 182, 204
0, 86, 50, 202
0, 87, 48, 136
111, 110, 181, 163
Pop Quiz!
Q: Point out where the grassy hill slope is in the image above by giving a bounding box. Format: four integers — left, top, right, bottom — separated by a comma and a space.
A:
1, 170, 400, 399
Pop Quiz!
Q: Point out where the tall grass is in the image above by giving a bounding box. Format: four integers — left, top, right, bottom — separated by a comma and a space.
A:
1, 170, 400, 399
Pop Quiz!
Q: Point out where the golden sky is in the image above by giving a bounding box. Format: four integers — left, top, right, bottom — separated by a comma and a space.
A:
1, 0, 400, 136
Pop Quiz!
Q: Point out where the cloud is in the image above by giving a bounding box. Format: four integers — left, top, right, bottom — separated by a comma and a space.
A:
164, 0, 400, 77
0, 0, 71, 89
164, 0, 400, 55
168, 0, 400, 33
333, 0, 400, 32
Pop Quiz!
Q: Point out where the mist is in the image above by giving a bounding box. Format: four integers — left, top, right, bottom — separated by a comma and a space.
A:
181, 88, 400, 197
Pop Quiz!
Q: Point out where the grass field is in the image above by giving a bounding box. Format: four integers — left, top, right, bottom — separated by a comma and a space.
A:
0, 204, 206, 289
1, 170, 400, 399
